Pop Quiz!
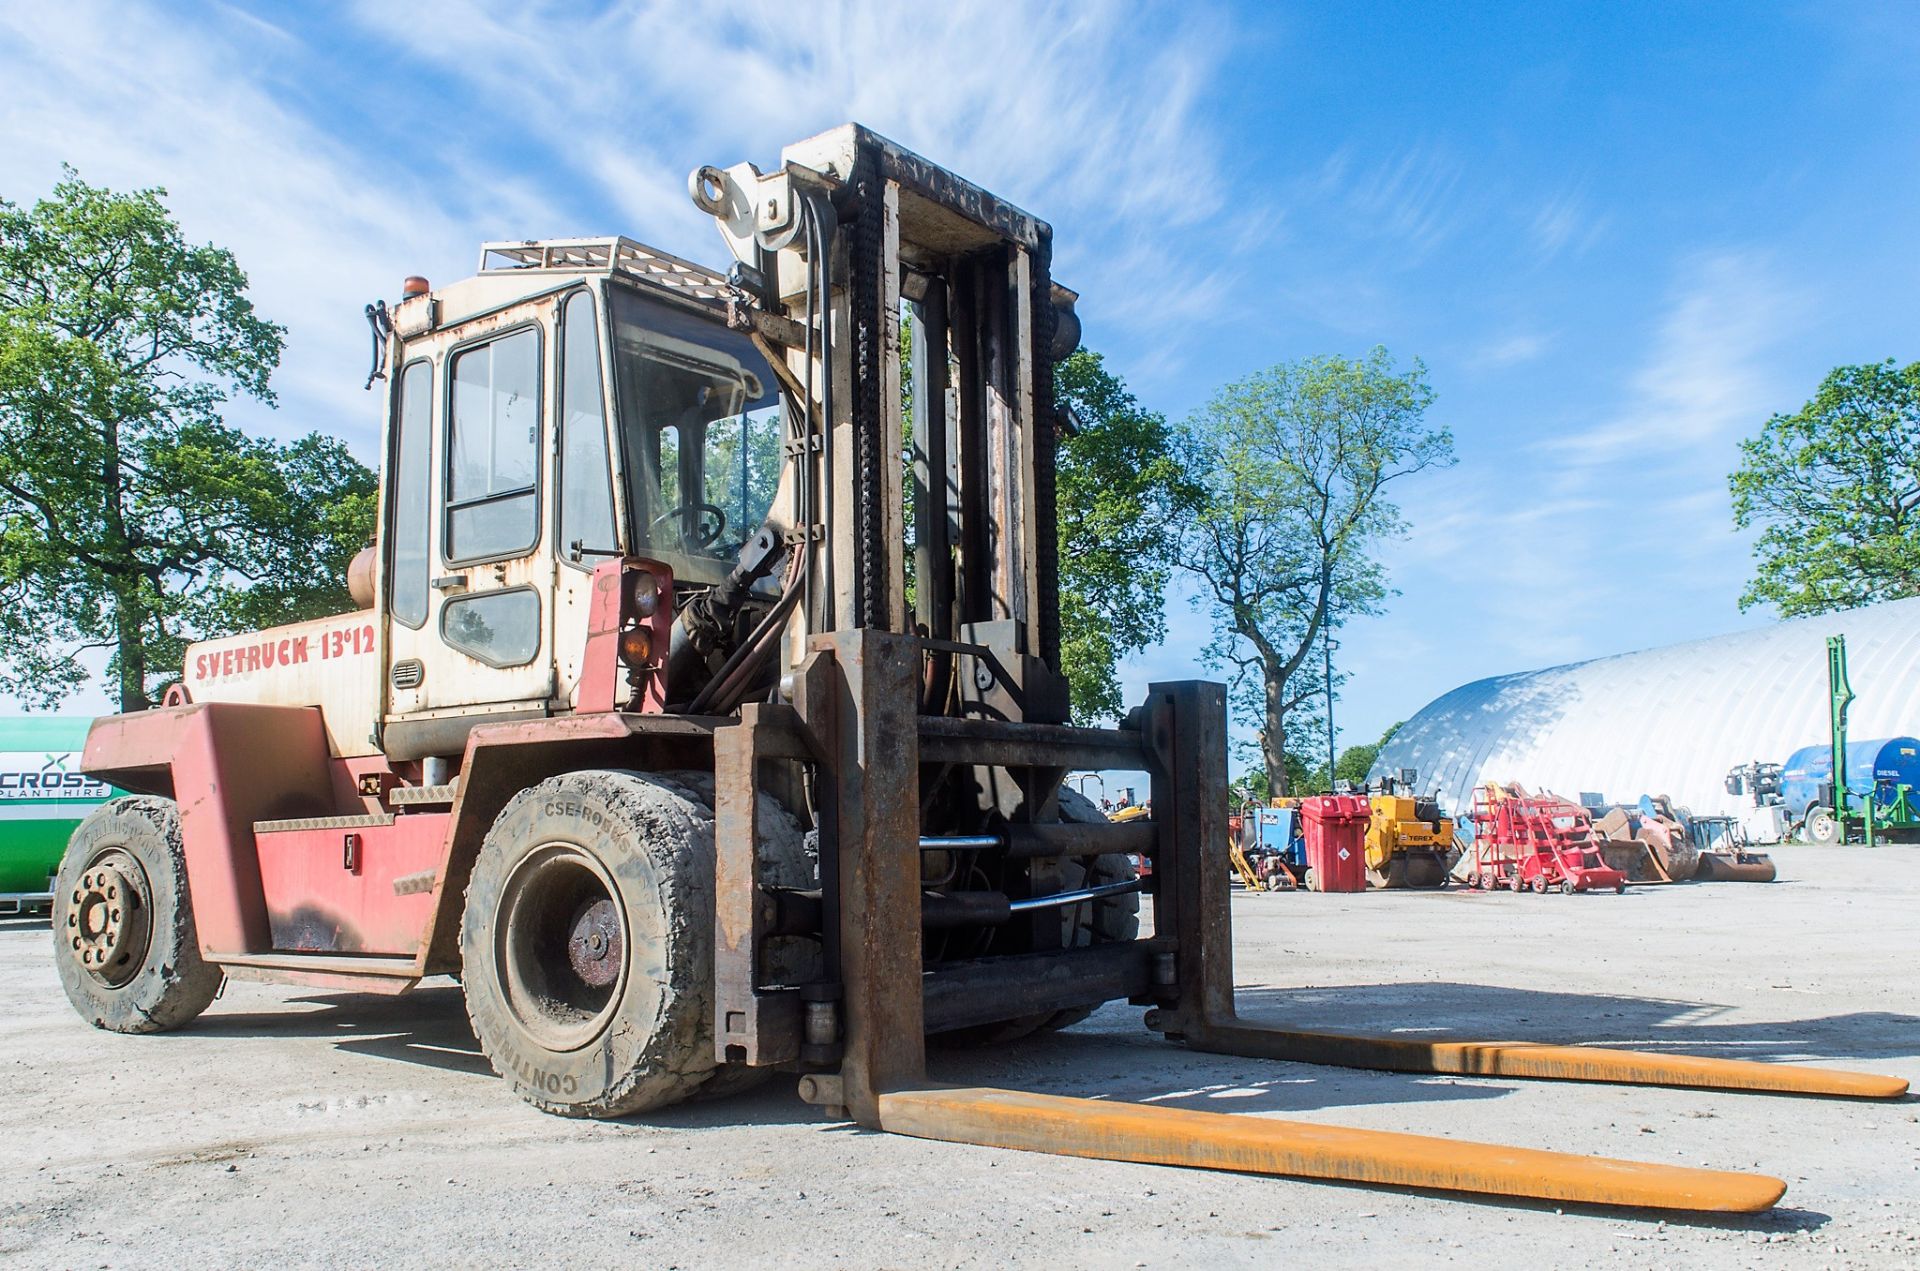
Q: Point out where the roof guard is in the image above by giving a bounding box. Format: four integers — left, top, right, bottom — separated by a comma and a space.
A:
478, 236, 730, 303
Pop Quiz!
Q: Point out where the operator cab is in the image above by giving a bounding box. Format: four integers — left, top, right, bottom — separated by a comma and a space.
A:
376, 239, 786, 759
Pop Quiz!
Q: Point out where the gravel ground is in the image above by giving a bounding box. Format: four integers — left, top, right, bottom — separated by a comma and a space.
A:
2, 843, 1916, 1268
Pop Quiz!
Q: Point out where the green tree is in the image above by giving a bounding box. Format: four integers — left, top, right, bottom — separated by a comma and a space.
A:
0, 170, 375, 712
1300, 719, 1405, 791
1178, 349, 1452, 796
903, 322, 1185, 722
1053, 350, 1196, 721
1731, 359, 1920, 616
1230, 750, 1314, 806
1339, 719, 1403, 786
1230, 768, 1271, 805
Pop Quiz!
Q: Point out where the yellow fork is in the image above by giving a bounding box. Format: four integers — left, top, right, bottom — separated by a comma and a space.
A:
1184, 1023, 1910, 1100
879, 1085, 1788, 1213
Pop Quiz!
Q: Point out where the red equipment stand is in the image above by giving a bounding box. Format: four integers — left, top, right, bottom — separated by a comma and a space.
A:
1466, 788, 1627, 895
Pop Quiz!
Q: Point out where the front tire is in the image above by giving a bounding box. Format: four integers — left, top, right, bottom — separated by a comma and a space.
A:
460, 770, 718, 1118
52, 797, 222, 1034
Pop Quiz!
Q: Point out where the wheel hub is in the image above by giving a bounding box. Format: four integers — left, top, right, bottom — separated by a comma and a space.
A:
567, 897, 623, 987
66, 852, 151, 986
496, 845, 628, 1051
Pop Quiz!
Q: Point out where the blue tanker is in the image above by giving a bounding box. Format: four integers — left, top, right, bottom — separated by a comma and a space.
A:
1778, 736, 1920, 818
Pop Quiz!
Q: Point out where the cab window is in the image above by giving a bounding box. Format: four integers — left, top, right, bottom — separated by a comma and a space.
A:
447, 327, 540, 562
388, 360, 433, 628
608, 287, 780, 562
557, 292, 617, 565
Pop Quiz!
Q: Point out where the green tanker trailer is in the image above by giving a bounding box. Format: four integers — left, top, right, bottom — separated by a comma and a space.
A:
1, 718, 116, 915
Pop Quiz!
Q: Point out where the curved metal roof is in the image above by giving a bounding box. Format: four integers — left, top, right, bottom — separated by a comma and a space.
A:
1372, 596, 1920, 817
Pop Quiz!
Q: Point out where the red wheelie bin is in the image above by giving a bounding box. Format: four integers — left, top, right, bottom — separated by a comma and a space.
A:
1299, 795, 1370, 892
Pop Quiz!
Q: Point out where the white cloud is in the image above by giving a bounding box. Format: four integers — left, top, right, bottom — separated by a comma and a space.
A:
1528, 187, 1607, 261
346, 0, 1235, 350
1543, 250, 1799, 467
1469, 328, 1556, 369
4, 1, 1235, 455
0, 3, 534, 456
1337, 142, 1473, 259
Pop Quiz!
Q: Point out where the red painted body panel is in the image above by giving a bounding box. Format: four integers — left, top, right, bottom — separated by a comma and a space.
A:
81, 701, 718, 984
86, 703, 336, 955
577, 558, 674, 714
256, 813, 452, 954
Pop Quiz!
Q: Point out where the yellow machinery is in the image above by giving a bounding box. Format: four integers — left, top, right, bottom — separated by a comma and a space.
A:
1365, 793, 1454, 889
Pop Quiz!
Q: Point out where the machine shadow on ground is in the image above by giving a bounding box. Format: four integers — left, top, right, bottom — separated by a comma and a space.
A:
1230, 982, 1920, 1064
181, 976, 1915, 1136
192, 984, 495, 1078
923, 1013, 1513, 1115
190, 984, 824, 1129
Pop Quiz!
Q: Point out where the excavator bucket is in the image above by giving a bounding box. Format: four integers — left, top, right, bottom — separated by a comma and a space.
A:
878, 1086, 1788, 1213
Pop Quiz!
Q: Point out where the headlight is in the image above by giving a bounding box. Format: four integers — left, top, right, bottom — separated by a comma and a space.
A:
630, 569, 660, 618
619, 626, 654, 666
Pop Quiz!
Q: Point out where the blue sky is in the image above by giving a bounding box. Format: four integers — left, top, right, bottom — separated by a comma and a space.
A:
4, 1, 1918, 766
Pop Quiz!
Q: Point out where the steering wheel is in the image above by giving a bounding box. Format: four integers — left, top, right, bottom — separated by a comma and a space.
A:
648, 502, 729, 551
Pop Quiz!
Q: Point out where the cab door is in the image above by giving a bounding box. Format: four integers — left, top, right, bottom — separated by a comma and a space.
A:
549, 287, 622, 709
380, 309, 558, 753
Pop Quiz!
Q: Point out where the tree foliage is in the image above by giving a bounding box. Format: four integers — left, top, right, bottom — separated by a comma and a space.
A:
1731, 359, 1920, 616
1177, 348, 1452, 795
0, 170, 375, 711
1053, 350, 1195, 722
1338, 719, 1403, 786
1300, 719, 1405, 793
901, 324, 1186, 723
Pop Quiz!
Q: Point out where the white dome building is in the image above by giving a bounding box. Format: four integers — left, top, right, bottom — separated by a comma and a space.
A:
1372, 597, 1920, 819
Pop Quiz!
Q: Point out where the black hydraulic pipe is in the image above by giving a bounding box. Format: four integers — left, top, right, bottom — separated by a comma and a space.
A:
920, 877, 1144, 929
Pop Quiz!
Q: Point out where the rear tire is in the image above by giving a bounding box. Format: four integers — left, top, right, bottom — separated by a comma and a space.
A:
460, 770, 718, 1118
52, 797, 222, 1034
